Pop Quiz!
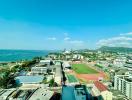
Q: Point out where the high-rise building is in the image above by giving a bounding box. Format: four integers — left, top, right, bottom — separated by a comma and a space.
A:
114, 75, 132, 99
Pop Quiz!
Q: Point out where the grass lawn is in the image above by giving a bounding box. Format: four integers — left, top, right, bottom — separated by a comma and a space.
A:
67, 74, 78, 83
72, 63, 98, 74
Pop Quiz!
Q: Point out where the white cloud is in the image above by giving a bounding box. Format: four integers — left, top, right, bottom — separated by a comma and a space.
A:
64, 37, 70, 41
64, 33, 68, 37
69, 40, 84, 44
47, 37, 57, 40
96, 32, 132, 48
64, 32, 71, 41
120, 32, 132, 36
63, 32, 85, 47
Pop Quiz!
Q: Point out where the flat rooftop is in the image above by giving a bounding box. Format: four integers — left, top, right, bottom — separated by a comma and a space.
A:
40, 60, 51, 63
0, 89, 15, 100
29, 88, 54, 100
62, 86, 75, 100
116, 75, 132, 82
19, 84, 40, 90
15, 75, 44, 84
62, 85, 91, 100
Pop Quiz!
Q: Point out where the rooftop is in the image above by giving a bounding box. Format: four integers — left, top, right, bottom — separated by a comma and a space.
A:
55, 66, 62, 77
94, 81, 108, 92
0, 89, 15, 100
15, 75, 44, 84
29, 88, 54, 100
63, 61, 71, 68
74, 85, 90, 100
115, 75, 132, 82
62, 86, 75, 100
40, 60, 51, 63
62, 85, 91, 100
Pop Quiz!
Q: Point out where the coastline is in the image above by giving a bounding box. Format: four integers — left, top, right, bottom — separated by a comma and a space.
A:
0, 49, 50, 63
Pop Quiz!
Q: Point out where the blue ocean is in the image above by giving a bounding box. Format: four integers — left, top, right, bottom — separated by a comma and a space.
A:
0, 50, 50, 62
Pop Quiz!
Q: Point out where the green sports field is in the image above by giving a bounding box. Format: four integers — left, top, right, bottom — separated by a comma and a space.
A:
72, 63, 98, 74
67, 74, 78, 83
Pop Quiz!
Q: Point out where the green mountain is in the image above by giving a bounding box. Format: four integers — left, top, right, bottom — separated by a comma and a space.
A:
98, 46, 132, 52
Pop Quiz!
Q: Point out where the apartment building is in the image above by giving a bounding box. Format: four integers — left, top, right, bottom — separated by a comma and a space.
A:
114, 75, 132, 99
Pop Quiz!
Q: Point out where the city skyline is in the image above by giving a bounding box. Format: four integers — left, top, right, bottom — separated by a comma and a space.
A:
0, 0, 132, 50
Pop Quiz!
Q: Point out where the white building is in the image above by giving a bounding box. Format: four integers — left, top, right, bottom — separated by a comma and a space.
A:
114, 75, 132, 100
96, 61, 110, 67
62, 61, 71, 69
113, 57, 127, 67
54, 66, 62, 85
31, 60, 51, 75
73, 54, 84, 60
31, 67, 47, 75
63, 50, 71, 54
127, 59, 132, 63
39, 60, 51, 66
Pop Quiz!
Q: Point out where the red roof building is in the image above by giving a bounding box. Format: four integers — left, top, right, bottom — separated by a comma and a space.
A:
92, 81, 112, 100
94, 81, 108, 92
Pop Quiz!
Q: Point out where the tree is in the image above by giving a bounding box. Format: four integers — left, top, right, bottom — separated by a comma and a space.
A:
11, 65, 19, 73
0, 70, 11, 88
49, 79, 54, 87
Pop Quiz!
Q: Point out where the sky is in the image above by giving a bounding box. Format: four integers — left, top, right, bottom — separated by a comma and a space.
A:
0, 0, 132, 50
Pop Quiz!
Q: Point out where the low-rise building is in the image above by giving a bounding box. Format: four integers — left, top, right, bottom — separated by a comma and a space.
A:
96, 61, 110, 67
63, 61, 71, 70
15, 75, 44, 86
62, 85, 92, 100
39, 60, 51, 66
31, 66, 47, 75
31, 60, 52, 75
0, 89, 16, 100
63, 50, 71, 54
113, 57, 127, 67
7, 89, 36, 100
73, 54, 84, 60
92, 81, 112, 100
54, 66, 62, 85
29, 88, 54, 100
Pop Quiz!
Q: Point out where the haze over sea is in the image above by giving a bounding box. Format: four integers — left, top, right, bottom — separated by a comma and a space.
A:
0, 50, 50, 62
